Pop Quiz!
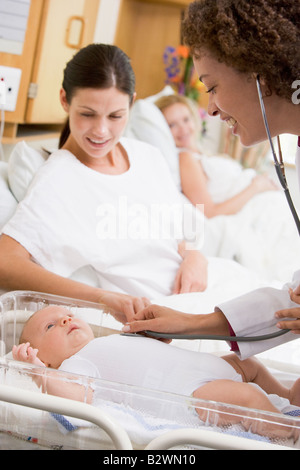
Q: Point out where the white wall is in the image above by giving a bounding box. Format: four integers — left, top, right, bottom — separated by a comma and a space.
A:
93, 0, 121, 44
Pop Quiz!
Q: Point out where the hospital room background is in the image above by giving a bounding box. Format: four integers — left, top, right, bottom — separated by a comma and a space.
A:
0, 0, 300, 451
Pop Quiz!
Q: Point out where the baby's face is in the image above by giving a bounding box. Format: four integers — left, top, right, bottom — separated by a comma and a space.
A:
22, 306, 94, 368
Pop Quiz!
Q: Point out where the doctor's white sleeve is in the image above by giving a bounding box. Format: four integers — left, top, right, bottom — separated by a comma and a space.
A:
216, 270, 300, 359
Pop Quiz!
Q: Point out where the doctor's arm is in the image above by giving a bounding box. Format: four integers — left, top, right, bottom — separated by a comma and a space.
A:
123, 303, 230, 336
0, 234, 149, 322
125, 283, 300, 344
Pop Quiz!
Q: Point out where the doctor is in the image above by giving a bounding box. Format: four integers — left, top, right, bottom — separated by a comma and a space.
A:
124, 0, 300, 359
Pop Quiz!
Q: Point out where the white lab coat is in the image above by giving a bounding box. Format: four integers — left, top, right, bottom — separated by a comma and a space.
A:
217, 141, 300, 359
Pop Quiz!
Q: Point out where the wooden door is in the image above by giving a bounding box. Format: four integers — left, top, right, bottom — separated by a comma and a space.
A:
115, 0, 188, 99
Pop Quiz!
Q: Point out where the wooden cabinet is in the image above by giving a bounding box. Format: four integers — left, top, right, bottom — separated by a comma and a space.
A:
25, 0, 100, 125
0, 0, 44, 138
1, 0, 100, 141
115, 0, 194, 99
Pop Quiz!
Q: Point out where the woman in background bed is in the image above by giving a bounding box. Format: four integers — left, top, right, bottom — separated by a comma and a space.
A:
124, 0, 300, 359
155, 93, 277, 217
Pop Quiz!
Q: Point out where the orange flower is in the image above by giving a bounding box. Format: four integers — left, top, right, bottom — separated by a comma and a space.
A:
170, 76, 181, 84
176, 45, 190, 59
163, 45, 206, 106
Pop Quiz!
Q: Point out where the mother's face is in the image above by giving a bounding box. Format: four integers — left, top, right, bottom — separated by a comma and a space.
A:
193, 53, 274, 147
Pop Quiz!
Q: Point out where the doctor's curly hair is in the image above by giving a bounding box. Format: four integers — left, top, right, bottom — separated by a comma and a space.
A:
182, 0, 300, 101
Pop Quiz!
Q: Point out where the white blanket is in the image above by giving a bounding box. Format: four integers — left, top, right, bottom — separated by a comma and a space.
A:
125, 96, 300, 284
198, 155, 300, 282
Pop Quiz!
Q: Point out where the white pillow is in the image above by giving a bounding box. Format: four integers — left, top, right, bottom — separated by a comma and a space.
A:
8, 141, 48, 202
124, 87, 181, 190
144, 85, 175, 104
0, 162, 18, 230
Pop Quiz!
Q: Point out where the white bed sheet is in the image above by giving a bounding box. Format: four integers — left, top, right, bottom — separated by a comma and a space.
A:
198, 155, 300, 283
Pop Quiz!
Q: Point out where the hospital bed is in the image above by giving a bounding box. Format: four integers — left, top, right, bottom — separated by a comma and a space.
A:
0, 290, 299, 450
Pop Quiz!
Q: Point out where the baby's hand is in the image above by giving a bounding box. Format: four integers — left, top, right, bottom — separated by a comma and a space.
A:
12, 342, 45, 367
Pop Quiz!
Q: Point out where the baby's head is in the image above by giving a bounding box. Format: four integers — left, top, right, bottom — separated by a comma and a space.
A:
20, 306, 94, 368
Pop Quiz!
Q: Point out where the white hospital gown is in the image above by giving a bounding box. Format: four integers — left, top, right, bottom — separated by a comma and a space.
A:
2, 138, 186, 299
2, 137, 270, 301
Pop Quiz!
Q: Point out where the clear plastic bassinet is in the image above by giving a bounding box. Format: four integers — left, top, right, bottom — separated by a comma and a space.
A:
0, 290, 299, 450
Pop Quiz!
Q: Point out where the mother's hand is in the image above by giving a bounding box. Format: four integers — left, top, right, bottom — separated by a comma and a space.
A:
173, 245, 208, 294
98, 290, 150, 324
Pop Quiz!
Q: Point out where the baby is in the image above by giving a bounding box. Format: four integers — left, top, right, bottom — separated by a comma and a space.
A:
13, 306, 300, 438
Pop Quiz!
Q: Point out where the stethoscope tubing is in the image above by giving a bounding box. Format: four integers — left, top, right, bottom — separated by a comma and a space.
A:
141, 328, 290, 342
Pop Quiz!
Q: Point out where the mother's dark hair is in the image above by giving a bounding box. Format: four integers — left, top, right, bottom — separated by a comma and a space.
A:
59, 43, 136, 148
182, 0, 299, 101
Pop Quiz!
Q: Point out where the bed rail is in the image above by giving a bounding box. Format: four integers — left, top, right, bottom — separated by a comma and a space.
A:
145, 428, 294, 451
0, 384, 132, 450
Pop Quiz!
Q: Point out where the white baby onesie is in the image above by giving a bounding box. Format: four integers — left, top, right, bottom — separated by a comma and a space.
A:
59, 334, 241, 397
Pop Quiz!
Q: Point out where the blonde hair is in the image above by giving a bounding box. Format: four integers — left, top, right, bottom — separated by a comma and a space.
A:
155, 94, 201, 137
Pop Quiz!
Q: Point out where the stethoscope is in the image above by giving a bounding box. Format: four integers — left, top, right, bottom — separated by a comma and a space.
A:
256, 75, 300, 236
124, 77, 299, 343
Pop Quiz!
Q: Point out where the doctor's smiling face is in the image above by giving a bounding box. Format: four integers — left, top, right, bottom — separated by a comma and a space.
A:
194, 53, 274, 147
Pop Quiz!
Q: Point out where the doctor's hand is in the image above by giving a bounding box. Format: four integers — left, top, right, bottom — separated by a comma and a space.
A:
173, 244, 208, 294
275, 286, 300, 334
122, 304, 199, 336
